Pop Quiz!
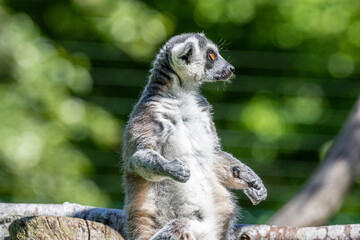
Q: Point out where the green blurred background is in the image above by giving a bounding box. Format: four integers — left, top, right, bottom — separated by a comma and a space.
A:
0, 0, 359, 225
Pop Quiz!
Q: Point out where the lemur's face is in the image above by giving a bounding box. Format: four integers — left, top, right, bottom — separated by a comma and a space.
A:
169, 34, 235, 88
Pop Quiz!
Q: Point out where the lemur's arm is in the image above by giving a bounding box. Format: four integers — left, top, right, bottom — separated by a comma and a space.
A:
207, 110, 267, 204
129, 149, 190, 182
214, 148, 267, 205
127, 108, 190, 183
214, 148, 254, 189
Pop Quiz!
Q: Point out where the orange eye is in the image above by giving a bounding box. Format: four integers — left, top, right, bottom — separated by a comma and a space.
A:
209, 52, 216, 61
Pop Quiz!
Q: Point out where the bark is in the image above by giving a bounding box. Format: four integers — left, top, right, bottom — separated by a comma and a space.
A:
268, 99, 360, 227
235, 224, 360, 240
0, 202, 125, 239
9, 216, 124, 240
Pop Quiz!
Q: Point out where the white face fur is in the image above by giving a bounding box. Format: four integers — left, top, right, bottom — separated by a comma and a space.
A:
170, 36, 235, 90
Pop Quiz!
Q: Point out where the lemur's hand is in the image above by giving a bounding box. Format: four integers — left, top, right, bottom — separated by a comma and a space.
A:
163, 159, 191, 183
243, 181, 267, 205
232, 166, 267, 205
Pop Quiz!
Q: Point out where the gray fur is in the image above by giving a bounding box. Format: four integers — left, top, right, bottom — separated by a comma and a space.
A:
122, 33, 267, 240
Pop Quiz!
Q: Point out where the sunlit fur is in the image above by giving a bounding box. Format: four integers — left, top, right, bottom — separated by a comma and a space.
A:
122, 33, 266, 240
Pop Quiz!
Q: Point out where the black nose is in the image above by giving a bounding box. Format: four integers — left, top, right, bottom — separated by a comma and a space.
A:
229, 65, 235, 73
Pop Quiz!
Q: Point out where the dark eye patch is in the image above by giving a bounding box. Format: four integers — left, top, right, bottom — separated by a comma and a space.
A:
205, 49, 217, 69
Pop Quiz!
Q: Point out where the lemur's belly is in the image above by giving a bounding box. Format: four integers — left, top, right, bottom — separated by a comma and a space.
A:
153, 160, 219, 239
156, 115, 220, 239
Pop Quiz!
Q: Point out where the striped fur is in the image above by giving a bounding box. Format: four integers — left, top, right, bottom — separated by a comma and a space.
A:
122, 33, 266, 240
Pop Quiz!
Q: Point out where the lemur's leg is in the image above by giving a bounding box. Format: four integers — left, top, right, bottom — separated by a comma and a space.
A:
213, 182, 237, 240
150, 219, 195, 240
129, 149, 190, 182
214, 149, 267, 205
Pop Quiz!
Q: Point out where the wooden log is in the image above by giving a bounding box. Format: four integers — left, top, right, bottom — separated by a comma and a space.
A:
9, 215, 124, 240
0, 202, 125, 238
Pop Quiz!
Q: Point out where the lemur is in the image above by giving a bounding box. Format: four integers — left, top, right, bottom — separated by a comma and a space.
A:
122, 33, 267, 240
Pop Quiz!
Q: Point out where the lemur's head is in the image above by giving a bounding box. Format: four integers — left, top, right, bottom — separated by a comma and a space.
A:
153, 33, 235, 91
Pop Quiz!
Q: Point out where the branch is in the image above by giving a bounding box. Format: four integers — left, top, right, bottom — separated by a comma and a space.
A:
0, 202, 125, 238
268, 98, 360, 226
235, 224, 360, 240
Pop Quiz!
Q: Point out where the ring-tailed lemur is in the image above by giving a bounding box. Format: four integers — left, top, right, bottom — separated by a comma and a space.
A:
122, 33, 267, 240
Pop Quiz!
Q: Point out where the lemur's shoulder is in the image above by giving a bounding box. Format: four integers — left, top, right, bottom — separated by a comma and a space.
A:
195, 93, 212, 112
124, 97, 160, 148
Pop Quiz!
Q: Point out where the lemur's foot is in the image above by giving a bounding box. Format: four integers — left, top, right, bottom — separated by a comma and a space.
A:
164, 159, 191, 183
232, 166, 267, 205
151, 219, 195, 240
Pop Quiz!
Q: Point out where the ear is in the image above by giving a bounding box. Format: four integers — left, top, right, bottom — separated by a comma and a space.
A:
172, 42, 194, 64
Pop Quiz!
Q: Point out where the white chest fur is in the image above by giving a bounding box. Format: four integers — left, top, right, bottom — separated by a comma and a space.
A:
156, 93, 215, 164
152, 93, 219, 239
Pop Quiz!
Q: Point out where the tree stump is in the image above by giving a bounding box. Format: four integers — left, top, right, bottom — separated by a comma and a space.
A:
9, 216, 124, 240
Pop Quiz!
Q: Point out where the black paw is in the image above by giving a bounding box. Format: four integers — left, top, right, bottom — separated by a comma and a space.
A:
248, 180, 261, 190
164, 159, 191, 183
244, 179, 267, 205
232, 165, 267, 205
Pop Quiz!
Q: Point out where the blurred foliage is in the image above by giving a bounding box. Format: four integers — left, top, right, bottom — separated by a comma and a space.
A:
48, 0, 174, 59
0, 4, 120, 206
0, 0, 359, 224
19, 0, 173, 61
